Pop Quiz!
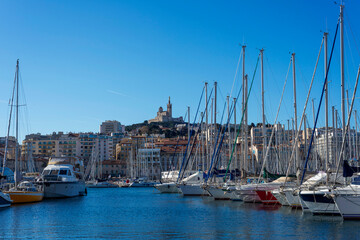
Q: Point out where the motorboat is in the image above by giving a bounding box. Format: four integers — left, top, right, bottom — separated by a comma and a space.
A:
40, 157, 86, 198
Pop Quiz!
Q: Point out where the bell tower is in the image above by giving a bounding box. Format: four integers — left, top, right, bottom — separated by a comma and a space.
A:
167, 96, 172, 117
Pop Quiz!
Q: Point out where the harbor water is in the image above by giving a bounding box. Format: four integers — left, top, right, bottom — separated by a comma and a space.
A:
0, 188, 359, 239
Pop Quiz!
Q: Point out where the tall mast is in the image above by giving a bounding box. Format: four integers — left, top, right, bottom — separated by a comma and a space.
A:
260, 49, 267, 170
15, 59, 19, 186
227, 96, 231, 169
324, 32, 329, 185
214, 82, 217, 134
244, 74, 248, 172
205, 82, 209, 169
292, 53, 299, 183
332, 106, 336, 166
242, 45, 246, 173
188, 106, 190, 161
340, 5, 346, 144
355, 110, 359, 160
233, 97, 237, 171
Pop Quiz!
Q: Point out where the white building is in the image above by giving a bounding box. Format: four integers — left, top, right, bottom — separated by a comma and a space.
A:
100, 120, 125, 134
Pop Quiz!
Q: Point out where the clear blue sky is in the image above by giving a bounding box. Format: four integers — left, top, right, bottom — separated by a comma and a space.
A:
0, 0, 360, 141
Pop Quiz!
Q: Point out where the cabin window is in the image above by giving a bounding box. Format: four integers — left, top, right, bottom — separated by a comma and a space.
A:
68, 171, 72, 176
59, 169, 67, 175
50, 170, 59, 175
43, 170, 51, 175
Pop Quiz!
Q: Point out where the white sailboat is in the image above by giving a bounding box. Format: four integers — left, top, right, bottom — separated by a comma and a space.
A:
2, 59, 44, 204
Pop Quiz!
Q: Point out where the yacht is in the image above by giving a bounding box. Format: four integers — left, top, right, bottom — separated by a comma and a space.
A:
40, 157, 86, 198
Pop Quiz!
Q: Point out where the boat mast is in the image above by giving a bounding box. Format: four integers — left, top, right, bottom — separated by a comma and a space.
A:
205, 82, 209, 170
292, 53, 299, 183
227, 96, 231, 170
324, 31, 329, 185
332, 106, 336, 167
244, 74, 248, 173
15, 59, 19, 187
188, 106, 190, 162
233, 97, 237, 172
355, 110, 358, 160
242, 45, 246, 174
260, 49, 267, 172
340, 5, 346, 155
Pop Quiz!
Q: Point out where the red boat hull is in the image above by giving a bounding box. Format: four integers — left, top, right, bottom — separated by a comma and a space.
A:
256, 190, 281, 205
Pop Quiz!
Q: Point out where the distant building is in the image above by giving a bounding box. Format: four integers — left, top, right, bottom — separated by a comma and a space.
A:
148, 97, 183, 123
100, 120, 125, 134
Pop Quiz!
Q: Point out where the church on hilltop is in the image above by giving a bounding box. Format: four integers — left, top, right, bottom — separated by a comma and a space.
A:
148, 97, 183, 123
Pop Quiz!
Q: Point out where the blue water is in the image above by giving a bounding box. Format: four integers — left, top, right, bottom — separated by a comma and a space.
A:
0, 188, 359, 239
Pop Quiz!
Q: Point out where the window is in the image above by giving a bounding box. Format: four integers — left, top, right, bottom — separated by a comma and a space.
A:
50, 170, 59, 175
59, 169, 67, 175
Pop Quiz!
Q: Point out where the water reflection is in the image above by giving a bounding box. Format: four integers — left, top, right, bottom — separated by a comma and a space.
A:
0, 188, 359, 239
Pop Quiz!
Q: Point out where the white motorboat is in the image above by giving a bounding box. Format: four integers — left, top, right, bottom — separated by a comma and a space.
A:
41, 157, 86, 198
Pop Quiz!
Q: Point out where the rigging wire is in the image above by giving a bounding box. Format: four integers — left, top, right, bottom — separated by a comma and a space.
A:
300, 19, 340, 184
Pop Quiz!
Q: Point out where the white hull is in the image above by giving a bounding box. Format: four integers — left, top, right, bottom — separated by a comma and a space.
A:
299, 190, 339, 215
272, 189, 289, 206
178, 184, 209, 196
235, 189, 261, 203
334, 194, 360, 219
283, 189, 301, 207
206, 186, 231, 200
44, 181, 86, 198
155, 183, 181, 193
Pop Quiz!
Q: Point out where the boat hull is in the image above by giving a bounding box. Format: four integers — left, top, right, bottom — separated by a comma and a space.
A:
5, 191, 43, 203
334, 194, 360, 220
236, 189, 261, 203
178, 184, 209, 196
206, 186, 231, 200
284, 189, 301, 208
256, 190, 281, 205
299, 190, 339, 215
155, 183, 181, 193
43, 181, 86, 198
0, 192, 12, 207
272, 190, 289, 206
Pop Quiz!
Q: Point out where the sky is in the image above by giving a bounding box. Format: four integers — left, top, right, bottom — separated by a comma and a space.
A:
0, 0, 360, 141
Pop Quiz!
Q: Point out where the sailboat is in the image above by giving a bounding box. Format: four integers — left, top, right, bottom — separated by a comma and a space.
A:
3, 60, 44, 203
85, 145, 118, 188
